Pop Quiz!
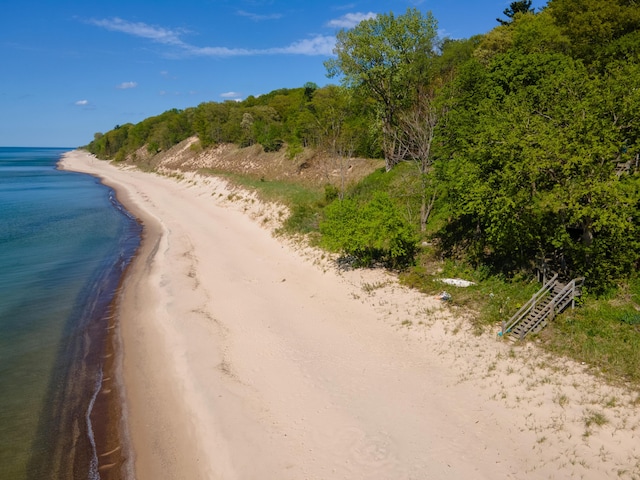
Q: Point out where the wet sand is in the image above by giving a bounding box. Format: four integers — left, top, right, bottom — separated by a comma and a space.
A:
61, 150, 640, 480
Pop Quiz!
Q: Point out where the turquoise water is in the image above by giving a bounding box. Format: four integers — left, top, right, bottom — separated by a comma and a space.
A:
0, 147, 140, 479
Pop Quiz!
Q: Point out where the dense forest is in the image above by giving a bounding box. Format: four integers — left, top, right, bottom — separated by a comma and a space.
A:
87, 0, 640, 295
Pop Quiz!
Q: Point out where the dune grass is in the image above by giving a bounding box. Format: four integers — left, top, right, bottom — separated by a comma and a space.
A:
541, 297, 640, 384
199, 168, 325, 235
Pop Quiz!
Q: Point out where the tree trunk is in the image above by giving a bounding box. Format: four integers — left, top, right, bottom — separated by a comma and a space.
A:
419, 185, 437, 232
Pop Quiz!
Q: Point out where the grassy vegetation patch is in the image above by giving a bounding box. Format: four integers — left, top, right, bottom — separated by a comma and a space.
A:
199, 168, 325, 236
200, 168, 323, 205
541, 300, 640, 384
400, 251, 541, 330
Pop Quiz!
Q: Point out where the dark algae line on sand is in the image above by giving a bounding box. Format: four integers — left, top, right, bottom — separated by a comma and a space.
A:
26, 191, 141, 480
0, 148, 140, 479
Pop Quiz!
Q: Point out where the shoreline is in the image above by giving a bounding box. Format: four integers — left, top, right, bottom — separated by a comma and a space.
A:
87, 180, 143, 480
55, 154, 142, 480
58, 153, 155, 480
60, 149, 640, 480
60, 151, 219, 479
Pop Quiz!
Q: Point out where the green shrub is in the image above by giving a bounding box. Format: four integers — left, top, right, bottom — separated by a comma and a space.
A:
323, 184, 340, 204
320, 192, 418, 268
283, 203, 321, 234
261, 138, 284, 152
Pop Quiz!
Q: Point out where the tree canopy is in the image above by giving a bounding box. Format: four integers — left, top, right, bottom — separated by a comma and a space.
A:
325, 8, 439, 171
497, 1, 535, 25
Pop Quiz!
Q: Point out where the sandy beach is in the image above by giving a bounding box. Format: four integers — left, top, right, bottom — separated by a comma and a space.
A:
60, 149, 640, 480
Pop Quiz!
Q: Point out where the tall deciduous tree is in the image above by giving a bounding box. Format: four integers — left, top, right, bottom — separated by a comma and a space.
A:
497, 1, 534, 25
394, 38, 475, 232
393, 86, 443, 232
325, 8, 438, 171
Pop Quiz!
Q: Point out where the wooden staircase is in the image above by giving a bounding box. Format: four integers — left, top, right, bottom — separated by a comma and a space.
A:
615, 153, 639, 177
500, 274, 584, 341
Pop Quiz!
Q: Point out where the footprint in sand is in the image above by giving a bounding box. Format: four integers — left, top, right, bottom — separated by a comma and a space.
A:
333, 426, 397, 469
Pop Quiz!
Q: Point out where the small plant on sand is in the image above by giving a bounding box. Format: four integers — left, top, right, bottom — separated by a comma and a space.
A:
163, 171, 184, 181
583, 409, 608, 437
554, 392, 569, 408
361, 281, 388, 293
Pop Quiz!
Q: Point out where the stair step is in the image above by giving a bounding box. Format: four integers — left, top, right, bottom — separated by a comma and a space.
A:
503, 276, 581, 341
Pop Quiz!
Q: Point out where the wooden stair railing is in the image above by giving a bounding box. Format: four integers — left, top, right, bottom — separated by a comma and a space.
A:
615, 153, 639, 177
501, 273, 558, 339
501, 275, 584, 341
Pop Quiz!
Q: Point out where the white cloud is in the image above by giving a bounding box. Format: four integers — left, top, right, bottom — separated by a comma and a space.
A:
88, 16, 335, 58
116, 81, 138, 89
220, 91, 242, 98
267, 35, 335, 56
180, 34, 334, 57
437, 28, 453, 41
327, 12, 376, 29
75, 99, 89, 106
333, 3, 357, 11
160, 70, 178, 80
88, 17, 186, 46
237, 10, 283, 21
187, 46, 253, 57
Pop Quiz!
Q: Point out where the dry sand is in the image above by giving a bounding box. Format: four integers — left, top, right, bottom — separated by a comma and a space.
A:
61, 150, 640, 480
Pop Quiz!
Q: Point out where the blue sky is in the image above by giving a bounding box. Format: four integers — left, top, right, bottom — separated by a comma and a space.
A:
1, 0, 547, 147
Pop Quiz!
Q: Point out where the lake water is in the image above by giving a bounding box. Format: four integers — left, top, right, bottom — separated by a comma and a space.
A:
0, 147, 140, 479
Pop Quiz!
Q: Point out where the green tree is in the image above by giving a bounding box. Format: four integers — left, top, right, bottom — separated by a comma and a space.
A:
240, 112, 256, 146
88, 123, 131, 158
312, 86, 350, 151
497, 1, 534, 25
325, 8, 439, 171
510, 9, 570, 54
548, 0, 640, 63
248, 106, 283, 151
150, 109, 194, 151
194, 102, 234, 147
393, 85, 445, 232
303, 81, 318, 102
